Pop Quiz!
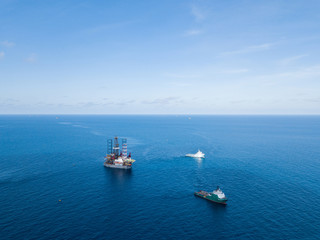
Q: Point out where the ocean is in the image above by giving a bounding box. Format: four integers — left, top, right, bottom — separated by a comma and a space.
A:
0, 115, 320, 239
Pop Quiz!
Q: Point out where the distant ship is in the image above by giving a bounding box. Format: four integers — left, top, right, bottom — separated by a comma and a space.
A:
104, 136, 135, 169
186, 150, 205, 158
194, 186, 228, 205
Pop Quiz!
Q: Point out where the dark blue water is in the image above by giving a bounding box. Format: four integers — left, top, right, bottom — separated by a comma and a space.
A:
1, 115, 320, 239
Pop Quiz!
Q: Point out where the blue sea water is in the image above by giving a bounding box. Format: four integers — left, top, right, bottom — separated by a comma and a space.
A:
0, 115, 320, 240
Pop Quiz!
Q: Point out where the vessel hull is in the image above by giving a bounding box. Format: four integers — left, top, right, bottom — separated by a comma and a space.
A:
104, 162, 132, 169
194, 192, 227, 205
186, 154, 204, 158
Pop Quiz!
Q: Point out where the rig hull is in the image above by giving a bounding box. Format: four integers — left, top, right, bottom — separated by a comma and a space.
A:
104, 162, 132, 169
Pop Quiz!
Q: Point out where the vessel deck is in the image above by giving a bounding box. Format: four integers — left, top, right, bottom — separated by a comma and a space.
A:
194, 192, 227, 205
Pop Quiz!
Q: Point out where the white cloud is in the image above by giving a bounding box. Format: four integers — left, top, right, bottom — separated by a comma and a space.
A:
303, 97, 320, 103
84, 20, 138, 34
258, 64, 320, 81
277, 64, 320, 78
184, 29, 203, 36
217, 68, 249, 74
25, 53, 37, 63
190, 5, 205, 22
221, 43, 275, 55
164, 72, 201, 79
0, 51, 4, 59
0, 41, 15, 47
278, 54, 308, 65
170, 82, 193, 87
75, 99, 136, 107
142, 97, 182, 105
113, 99, 136, 106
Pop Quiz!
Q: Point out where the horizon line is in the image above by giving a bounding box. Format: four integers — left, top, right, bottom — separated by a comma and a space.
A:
0, 113, 320, 116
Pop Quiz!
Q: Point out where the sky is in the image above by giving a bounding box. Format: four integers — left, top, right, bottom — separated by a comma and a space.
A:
0, 0, 320, 114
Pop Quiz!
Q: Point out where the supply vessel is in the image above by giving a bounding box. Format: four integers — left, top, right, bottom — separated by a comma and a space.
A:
186, 150, 205, 158
194, 186, 228, 205
104, 136, 135, 169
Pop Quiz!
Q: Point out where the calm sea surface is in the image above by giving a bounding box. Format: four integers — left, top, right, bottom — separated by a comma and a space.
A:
0, 115, 320, 239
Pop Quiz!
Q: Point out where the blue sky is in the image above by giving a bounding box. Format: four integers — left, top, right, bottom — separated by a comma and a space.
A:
0, 0, 320, 114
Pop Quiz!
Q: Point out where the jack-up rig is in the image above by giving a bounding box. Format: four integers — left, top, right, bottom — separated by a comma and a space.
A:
104, 136, 135, 169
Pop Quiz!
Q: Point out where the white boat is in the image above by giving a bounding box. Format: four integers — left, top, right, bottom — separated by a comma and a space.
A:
186, 150, 205, 158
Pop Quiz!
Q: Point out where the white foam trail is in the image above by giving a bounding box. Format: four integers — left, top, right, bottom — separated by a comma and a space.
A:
72, 124, 89, 128
58, 122, 71, 125
91, 131, 104, 136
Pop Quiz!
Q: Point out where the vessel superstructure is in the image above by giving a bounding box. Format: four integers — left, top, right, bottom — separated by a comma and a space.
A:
104, 136, 135, 169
